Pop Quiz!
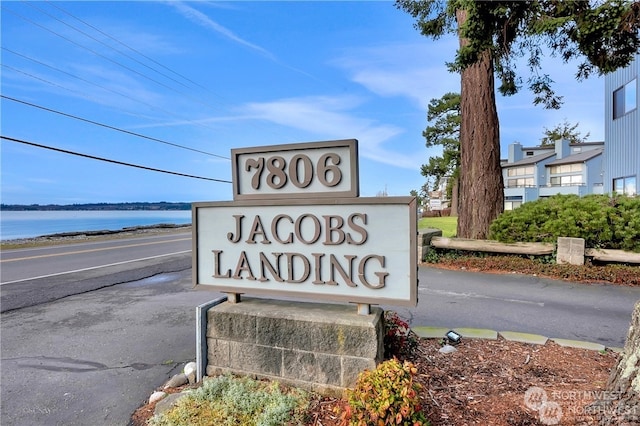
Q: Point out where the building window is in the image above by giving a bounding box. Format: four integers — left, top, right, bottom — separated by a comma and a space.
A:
613, 78, 637, 119
505, 201, 522, 210
505, 197, 523, 210
507, 166, 534, 177
550, 175, 583, 186
549, 164, 582, 174
507, 177, 534, 188
548, 163, 584, 186
613, 176, 637, 196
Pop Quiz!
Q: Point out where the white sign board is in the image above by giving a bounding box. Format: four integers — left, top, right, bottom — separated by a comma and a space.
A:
193, 197, 417, 306
231, 139, 359, 200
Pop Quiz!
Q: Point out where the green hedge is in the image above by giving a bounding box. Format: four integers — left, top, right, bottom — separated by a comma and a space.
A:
489, 194, 640, 252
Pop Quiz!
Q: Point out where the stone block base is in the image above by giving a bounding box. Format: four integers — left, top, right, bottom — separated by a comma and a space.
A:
206, 298, 384, 396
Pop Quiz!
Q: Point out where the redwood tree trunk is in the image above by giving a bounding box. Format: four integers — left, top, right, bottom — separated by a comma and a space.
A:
595, 300, 640, 425
456, 9, 504, 239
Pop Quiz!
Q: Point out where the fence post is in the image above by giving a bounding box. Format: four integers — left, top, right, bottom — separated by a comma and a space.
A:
556, 237, 585, 265
418, 229, 443, 262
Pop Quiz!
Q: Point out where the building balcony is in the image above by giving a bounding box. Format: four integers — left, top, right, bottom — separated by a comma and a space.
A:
539, 184, 588, 197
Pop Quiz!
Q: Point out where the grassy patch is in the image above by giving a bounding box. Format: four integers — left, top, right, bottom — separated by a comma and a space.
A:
148, 374, 310, 426
418, 216, 457, 237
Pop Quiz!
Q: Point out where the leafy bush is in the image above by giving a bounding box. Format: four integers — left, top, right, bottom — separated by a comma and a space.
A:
148, 374, 309, 426
343, 359, 428, 426
489, 194, 640, 252
383, 311, 419, 360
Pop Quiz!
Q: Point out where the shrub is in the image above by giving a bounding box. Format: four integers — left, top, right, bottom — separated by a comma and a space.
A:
148, 374, 309, 426
489, 194, 640, 252
383, 311, 419, 360
343, 358, 428, 426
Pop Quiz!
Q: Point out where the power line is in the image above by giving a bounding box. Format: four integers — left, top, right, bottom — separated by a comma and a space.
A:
44, 0, 210, 92
1, 95, 230, 160
2, 2, 293, 145
1, 135, 232, 183
24, 1, 193, 91
8, 3, 230, 116
1, 49, 226, 135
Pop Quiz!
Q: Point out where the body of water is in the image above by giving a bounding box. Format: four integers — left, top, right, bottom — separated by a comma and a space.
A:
0, 210, 192, 241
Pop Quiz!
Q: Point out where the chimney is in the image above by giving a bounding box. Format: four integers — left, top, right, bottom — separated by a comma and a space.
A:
508, 142, 523, 163
555, 139, 571, 160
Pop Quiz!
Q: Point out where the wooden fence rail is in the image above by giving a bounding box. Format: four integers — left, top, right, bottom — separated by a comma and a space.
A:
430, 236, 555, 256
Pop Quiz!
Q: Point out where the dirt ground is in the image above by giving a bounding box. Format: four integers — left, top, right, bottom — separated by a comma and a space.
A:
132, 336, 617, 426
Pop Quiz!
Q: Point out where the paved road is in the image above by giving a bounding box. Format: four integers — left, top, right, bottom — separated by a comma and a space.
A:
2, 238, 639, 425
0, 231, 191, 284
393, 267, 640, 348
1, 263, 213, 426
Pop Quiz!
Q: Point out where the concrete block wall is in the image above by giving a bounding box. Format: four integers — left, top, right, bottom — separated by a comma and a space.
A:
418, 228, 443, 262
206, 297, 384, 396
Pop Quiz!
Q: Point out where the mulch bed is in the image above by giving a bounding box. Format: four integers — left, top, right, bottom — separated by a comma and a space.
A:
132, 337, 618, 426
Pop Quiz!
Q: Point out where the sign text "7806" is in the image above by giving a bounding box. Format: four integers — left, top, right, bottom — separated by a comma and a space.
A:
244, 153, 343, 190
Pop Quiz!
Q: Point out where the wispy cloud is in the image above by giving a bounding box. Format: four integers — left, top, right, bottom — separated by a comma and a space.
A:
242, 95, 421, 169
332, 40, 460, 108
167, 1, 276, 61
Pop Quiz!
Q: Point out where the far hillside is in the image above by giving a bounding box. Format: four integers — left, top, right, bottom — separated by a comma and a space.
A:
0, 202, 191, 211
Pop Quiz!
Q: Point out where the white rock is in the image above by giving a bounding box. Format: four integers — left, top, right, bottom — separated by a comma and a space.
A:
163, 373, 188, 389
439, 344, 458, 353
183, 362, 196, 376
149, 391, 167, 404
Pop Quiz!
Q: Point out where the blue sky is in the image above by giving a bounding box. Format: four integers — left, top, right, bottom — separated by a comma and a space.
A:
1, 1, 605, 205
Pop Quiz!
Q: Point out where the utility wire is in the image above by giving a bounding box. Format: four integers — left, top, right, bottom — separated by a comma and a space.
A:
1, 95, 230, 160
9, 3, 229, 115
24, 1, 193, 91
44, 0, 210, 92
1, 50, 226, 135
2, 3, 292, 144
1, 136, 232, 183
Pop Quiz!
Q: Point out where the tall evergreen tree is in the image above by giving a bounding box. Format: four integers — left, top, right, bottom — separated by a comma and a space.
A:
396, 0, 640, 238
422, 92, 461, 214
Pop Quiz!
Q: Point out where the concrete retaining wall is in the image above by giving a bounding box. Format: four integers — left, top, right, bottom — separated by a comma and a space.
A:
206, 297, 384, 396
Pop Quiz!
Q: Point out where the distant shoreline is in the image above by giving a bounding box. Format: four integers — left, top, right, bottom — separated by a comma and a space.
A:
0, 202, 191, 211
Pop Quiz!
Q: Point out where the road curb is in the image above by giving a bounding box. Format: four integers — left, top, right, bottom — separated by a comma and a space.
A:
499, 331, 548, 345
413, 326, 620, 353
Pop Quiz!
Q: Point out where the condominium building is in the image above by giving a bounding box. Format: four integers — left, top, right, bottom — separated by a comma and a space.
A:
604, 52, 639, 196
502, 140, 604, 210
501, 52, 638, 209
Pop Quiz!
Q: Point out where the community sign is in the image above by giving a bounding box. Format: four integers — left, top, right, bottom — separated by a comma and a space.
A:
192, 139, 418, 306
